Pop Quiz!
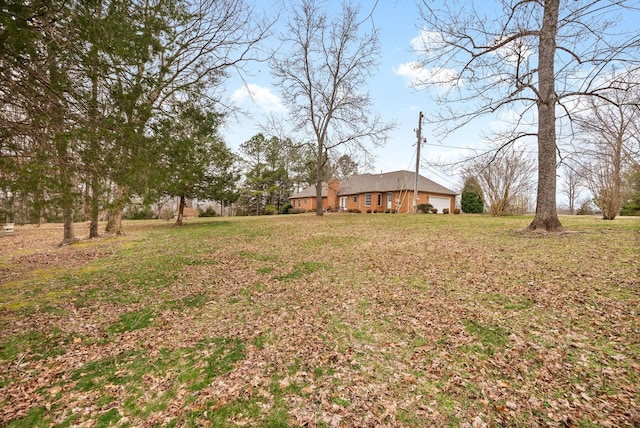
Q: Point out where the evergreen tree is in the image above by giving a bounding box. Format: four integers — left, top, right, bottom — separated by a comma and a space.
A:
158, 102, 238, 226
239, 134, 294, 215
620, 165, 640, 216
461, 176, 484, 214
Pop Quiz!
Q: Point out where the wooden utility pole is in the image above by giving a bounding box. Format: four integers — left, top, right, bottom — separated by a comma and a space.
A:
413, 111, 424, 214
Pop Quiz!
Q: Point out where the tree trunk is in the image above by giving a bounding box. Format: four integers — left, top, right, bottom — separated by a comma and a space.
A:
568, 187, 575, 215
56, 139, 76, 244
315, 143, 324, 216
315, 177, 324, 216
175, 195, 185, 226
89, 174, 100, 238
105, 207, 123, 235
528, 0, 563, 232
105, 185, 127, 235
88, 35, 101, 239
602, 136, 623, 220
62, 201, 76, 244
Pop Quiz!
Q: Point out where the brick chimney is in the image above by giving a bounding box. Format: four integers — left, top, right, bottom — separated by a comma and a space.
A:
327, 178, 340, 210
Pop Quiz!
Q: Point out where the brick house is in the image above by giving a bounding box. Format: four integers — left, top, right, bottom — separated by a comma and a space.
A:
289, 170, 457, 213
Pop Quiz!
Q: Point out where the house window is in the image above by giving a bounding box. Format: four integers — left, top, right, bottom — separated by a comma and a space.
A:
352, 195, 358, 203
365, 194, 371, 206
297, 200, 300, 207
377, 193, 382, 206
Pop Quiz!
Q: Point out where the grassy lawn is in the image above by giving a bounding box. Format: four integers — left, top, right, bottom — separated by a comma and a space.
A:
0, 214, 638, 427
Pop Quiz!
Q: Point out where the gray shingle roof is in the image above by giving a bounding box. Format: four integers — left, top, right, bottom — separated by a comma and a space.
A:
291, 170, 456, 198
338, 170, 456, 196
292, 183, 327, 198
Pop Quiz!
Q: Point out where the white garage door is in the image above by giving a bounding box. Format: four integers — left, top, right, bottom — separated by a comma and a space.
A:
429, 196, 451, 213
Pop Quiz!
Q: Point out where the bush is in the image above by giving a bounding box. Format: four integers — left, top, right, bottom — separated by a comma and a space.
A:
128, 205, 155, 220
264, 205, 277, 215
576, 200, 594, 215
288, 208, 307, 214
443, 208, 450, 214
430, 208, 438, 214
159, 207, 173, 220
280, 203, 293, 214
417, 203, 433, 213
453, 208, 461, 214
198, 206, 217, 217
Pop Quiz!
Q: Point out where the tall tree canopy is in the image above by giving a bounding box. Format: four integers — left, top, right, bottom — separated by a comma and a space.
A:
0, 0, 270, 241
415, 0, 640, 231
158, 102, 239, 226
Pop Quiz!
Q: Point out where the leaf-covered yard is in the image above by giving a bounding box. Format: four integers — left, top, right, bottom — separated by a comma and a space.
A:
1, 214, 638, 427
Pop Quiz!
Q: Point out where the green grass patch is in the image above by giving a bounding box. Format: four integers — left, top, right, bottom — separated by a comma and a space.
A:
0, 329, 66, 362
4, 405, 50, 428
67, 336, 245, 418
107, 308, 156, 334
181, 337, 246, 391
486, 293, 533, 310
95, 408, 121, 427
274, 261, 329, 281
235, 250, 279, 262
462, 319, 510, 356
331, 396, 351, 407
181, 293, 210, 308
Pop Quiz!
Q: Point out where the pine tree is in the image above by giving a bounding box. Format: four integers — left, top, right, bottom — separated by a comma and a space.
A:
461, 176, 484, 214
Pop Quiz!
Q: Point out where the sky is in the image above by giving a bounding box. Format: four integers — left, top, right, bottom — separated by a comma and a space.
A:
220, 0, 640, 201
221, 0, 473, 193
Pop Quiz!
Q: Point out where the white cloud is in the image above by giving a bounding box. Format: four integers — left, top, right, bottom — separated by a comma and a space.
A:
394, 61, 459, 90
394, 29, 461, 90
230, 84, 285, 113
410, 29, 447, 55
492, 36, 535, 67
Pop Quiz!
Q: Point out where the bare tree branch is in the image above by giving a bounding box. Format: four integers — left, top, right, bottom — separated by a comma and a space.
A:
271, 0, 395, 216
416, 0, 640, 231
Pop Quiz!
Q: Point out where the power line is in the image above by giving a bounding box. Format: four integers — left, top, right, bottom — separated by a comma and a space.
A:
422, 165, 460, 189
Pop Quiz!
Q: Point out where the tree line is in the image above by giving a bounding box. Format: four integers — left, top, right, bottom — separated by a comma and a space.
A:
0, 0, 272, 242
458, 74, 640, 219
2, 0, 640, 244
459, 80, 640, 219
0, 0, 388, 242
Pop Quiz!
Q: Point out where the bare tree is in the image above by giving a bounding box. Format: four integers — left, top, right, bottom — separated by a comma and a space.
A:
560, 162, 582, 215
574, 80, 640, 220
271, 0, 394, 216
465, 148, 535, 216
416, 0, 640, 231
